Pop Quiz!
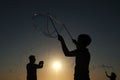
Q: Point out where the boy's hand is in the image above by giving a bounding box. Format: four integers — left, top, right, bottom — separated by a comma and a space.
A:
58, 34, 64, 42
39, 61, 44, 65
72, 39, 77, 44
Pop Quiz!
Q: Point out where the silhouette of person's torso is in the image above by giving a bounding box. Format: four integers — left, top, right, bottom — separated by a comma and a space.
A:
27, 63, 38, 80
74, 48, 90, 80
110, 73, 116, 80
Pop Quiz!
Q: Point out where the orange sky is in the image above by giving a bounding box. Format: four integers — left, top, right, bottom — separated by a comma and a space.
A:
0, 56, 120, 80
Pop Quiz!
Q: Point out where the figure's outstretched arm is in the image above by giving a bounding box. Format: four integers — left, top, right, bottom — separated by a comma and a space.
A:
105, 72, 110, 78
58, 34, 76, 57
36, 61, 44, 68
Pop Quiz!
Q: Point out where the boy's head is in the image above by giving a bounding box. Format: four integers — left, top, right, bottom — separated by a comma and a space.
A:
29, 55, 36, 63
77, 34, 92, 48
111, 72, 116, 77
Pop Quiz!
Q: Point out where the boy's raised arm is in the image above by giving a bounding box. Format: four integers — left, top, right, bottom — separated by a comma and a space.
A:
58, 34, 75, 57
36, 61, 44, 68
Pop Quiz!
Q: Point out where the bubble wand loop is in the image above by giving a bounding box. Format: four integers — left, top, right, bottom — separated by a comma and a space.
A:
33, 11, 73, 39
47, 13, 73, 39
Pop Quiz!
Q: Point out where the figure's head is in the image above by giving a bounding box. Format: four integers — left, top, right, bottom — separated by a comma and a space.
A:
111, 72, 116, 77
77, 34, 92, 48
29, 55, 36, 63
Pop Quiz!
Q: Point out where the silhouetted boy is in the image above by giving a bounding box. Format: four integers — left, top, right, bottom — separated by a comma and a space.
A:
105, 72, 117, 80
26, 55, 44, 80
58, 34, 92, 80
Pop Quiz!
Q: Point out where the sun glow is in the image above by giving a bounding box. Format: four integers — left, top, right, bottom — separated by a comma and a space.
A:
52, 61, 61, 71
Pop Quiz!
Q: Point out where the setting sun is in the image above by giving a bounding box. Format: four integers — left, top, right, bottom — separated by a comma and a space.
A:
52, 61, 61, 71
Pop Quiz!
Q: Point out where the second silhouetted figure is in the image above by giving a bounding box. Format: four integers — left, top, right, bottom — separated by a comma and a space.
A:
105, 71, 117, 80
26, 55, 44, 80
